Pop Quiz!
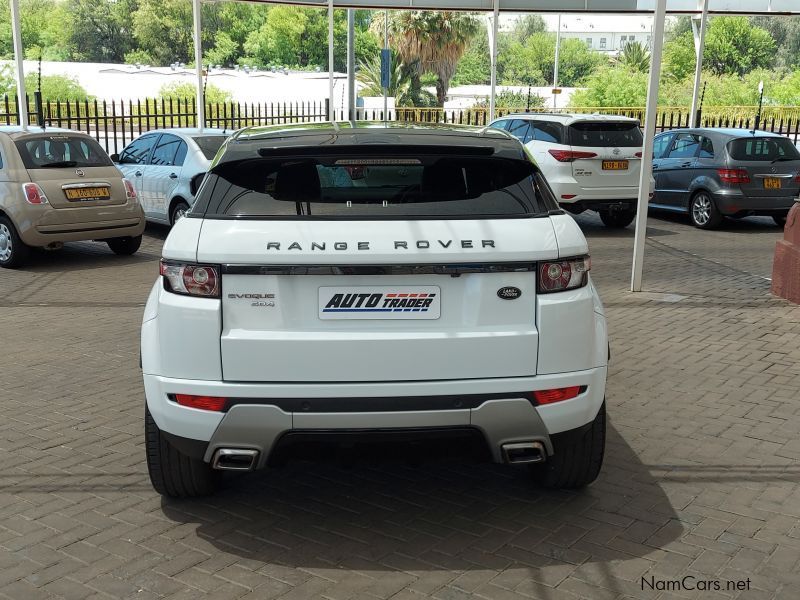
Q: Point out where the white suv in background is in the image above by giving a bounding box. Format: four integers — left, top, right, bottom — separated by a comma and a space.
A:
141, 123, 608, 498
489, 113, 652, 228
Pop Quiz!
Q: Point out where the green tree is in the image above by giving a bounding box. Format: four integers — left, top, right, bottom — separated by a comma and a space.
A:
750, 16, 800, 70
451, 28, 490, 85
132, 0, 193, 65
3, 73, 91, 101
500, 33, 604, 87
66, 0, 137, 63
664, 16, 775, 80
381, 11, 481, 106
510, 15, 546, 43
159, 81, 232, 104
356, 53, 427, 107
569, 67, 649, 107
205, 32, 238, 66
616, 41, 650, 73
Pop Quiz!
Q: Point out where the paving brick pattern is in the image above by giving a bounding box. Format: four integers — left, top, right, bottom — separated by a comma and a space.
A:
1, 213, 799, 599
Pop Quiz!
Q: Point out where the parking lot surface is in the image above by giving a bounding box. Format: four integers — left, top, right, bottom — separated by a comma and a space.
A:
1, 212, 799, 600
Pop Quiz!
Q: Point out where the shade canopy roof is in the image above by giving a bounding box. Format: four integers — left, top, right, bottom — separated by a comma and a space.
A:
237, 0, 799, 14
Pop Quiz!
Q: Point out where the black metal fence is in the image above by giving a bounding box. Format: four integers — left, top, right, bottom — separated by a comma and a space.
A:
4, 95, 800, 153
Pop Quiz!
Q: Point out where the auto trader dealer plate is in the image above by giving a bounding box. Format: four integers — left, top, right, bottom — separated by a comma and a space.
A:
319, 286, 440, 320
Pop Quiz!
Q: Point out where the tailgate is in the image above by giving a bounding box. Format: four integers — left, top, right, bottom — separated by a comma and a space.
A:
200, 219, 558, 383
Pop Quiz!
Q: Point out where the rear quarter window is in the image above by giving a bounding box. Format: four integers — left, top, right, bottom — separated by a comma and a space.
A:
727, 137, 800, 161
195, 151, 553, 220
569, 122, 643, 147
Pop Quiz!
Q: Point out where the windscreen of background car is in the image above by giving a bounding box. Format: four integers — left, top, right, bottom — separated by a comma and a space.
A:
727, 137, 800, 161
568, 122, 643, 147
16, 135, 113, 168
193, 136, 228, 160
197, 154, 552, 219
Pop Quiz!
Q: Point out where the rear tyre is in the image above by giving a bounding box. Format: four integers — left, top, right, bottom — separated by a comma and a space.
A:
0, 216, 31, 269
170, 201, 190, 226
145, 406, 220, 498
598, 209, 636, 228
773, 215, 787, 228
531, 403, 606, 490
107, 235, 142, 255
689, 191, 723, 229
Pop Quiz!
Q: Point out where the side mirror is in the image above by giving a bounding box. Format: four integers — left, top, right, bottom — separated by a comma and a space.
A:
110, 153, 120, 163
190, 172, 206, 196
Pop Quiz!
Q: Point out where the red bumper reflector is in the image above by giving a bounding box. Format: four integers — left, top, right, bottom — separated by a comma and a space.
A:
561, 194, 577, 199
533, 386, 582, 405
175, 394, 228, 412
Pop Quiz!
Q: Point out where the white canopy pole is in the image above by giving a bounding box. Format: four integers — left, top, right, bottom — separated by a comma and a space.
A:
347, 9, 356, 120
553, 14, 561, 109
630, 0, 667, 293
192, 0, 204, 132
328, 0, 335, 121
9, 0, 27, 129
488, 0, 499, 122
689, 0, 709, 127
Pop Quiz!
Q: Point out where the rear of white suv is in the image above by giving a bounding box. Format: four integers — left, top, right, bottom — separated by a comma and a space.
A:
141, 123, 608, 497
489, 113, 651, 228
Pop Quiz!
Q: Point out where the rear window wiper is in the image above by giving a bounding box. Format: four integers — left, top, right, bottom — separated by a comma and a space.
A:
37, 160, 78, 168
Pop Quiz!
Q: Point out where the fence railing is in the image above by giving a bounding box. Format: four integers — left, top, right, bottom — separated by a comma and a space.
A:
4, 96, 800, 152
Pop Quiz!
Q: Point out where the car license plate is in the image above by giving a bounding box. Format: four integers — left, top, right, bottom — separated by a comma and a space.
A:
764, 177, 782, 190
602, 160, 628, 170
65, 187, 110, 200
319, 286, 440, 320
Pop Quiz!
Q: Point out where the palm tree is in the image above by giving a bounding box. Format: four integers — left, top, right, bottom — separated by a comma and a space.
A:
356, 54, 412, 106
616, 41, 651, 73
374, 11, 481, 106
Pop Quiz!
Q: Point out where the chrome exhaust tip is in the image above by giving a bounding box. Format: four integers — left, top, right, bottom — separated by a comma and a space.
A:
211, 448, 259, 471
501, 441, 546, 465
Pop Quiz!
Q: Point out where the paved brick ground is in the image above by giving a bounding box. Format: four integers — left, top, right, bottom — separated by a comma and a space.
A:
1, 212, 799, 600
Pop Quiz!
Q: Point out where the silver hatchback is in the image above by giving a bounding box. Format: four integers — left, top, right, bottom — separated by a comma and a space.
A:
650, 128, 799, 229
113, 128, 229, 226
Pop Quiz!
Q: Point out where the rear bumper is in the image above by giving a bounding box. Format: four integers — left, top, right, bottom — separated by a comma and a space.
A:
143, 366, 607, 466
16, 203, 145, 246
711, 191, 796, 217
554, 182, 653, 213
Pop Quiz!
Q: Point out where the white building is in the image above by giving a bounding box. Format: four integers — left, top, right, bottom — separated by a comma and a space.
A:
503, 14, 658, 55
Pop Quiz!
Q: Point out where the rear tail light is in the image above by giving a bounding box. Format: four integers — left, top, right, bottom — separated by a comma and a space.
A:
717, 168, 750, 185
123, 178, 137, 201
174, 394, 227, 411
533, 386, 582, 405
538, 255, 591, 293
635, 151, 643, 158
22, 183, 49, 205
160, 260, 220, 297
548, 149, 598, 162
794, 172, 800, 183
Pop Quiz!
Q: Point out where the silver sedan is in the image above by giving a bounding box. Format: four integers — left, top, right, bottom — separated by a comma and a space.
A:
113, 128, 229, 225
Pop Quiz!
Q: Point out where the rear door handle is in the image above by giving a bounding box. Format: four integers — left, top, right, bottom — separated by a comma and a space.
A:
681, 161, 693, 167
135, 170, 142, 177
169, 173, 178, 179
652, 163, 660, 170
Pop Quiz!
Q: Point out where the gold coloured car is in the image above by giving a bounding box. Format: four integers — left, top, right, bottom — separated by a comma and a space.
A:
0, 127, 145, 268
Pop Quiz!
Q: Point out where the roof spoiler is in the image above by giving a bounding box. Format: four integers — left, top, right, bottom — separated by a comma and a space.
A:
257, 145, 496, 158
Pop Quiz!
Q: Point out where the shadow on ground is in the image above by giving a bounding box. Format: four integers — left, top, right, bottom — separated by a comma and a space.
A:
160, 422, 681, 579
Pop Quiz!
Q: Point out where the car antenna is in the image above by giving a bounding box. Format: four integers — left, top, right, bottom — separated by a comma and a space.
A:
37, 53, 45, 131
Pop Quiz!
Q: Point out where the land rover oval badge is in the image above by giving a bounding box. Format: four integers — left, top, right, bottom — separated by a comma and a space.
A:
497, 286, 522, 300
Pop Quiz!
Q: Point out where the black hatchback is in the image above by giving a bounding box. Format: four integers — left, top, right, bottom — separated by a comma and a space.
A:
649, 128, 799, 229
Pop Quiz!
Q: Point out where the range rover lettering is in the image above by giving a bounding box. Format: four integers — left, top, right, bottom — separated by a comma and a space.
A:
141, 122, 609, 497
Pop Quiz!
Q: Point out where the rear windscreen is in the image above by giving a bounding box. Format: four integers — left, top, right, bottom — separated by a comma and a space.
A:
193, 135, 227, 160
15, 135, 113, 169
727, 137, 800, 162
568, 122, 643, 147
196, 154, 553, 219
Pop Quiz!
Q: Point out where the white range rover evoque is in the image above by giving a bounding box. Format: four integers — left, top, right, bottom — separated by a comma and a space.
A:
141, 122, 609, 498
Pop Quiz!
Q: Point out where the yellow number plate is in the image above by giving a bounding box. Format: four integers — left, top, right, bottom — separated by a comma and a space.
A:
764, 178, 782, 190
65, 187, 110, 200
602, 160, 628, 170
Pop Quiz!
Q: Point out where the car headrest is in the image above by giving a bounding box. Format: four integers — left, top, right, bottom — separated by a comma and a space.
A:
274, 161, 321, 203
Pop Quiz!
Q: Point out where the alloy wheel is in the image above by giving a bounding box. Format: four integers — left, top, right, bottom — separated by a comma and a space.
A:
0, 223, 12, 262
692, 194, 712, 226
